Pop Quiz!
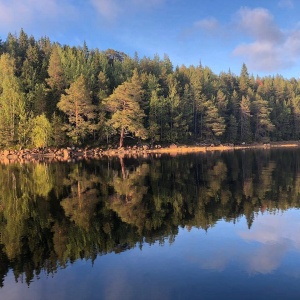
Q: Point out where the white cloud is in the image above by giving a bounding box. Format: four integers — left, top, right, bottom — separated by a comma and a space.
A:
236, 7, 283, 43
187, 6, 300, 74
0, 0, 78, 33
233, 7, 300, 72
233, 41, 291, 71
284, 29, 300, 55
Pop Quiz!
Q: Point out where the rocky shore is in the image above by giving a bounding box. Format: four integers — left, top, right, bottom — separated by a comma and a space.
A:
0, 141, 299, 164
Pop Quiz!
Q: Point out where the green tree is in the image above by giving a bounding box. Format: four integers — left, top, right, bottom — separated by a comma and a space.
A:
30, 114, 52, 147
203, 98, 226, 139
291, 95, 300, 139
240, 95, 252, 142
239, 63, 249, 96
46, 45, 66, 114
0, 53, 25, 147
252, 94, 274, 141
164, 75, 184, 142
57, 75, 97, 145
103, 74, 147, 147
227, 115, 238, 143
46, 45, 66, 92
51, 113, 67, 147
148, 90, 161, 144
18, 111, 34, 147
190, 66, 206, 139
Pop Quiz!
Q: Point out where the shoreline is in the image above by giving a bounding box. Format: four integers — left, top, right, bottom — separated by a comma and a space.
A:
0, 141, 299, 164
149, 141, 300, 153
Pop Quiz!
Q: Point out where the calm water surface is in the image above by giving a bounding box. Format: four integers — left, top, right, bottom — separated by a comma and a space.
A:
1, 149, 300, 299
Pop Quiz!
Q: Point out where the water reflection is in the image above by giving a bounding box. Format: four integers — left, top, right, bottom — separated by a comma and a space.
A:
240, 211, 300, 274
0, 149, 300, 298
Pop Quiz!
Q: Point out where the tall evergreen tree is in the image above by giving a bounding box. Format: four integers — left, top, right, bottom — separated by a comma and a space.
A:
239, 63, 249, 97
46, 45, 66, 92
203, 98, 226, 140
102, 75, 147, 147
252, 94, 274, 141
240, 95, 252, 142
57, 75, 97, 145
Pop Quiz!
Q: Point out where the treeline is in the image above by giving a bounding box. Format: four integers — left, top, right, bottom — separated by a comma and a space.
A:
0, 150, 300, 285
0, 29, 300, 148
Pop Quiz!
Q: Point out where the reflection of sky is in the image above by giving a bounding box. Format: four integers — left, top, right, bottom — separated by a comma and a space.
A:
189, 209, 300, 276
2, 209, 300, 300
239, 210, 300, 274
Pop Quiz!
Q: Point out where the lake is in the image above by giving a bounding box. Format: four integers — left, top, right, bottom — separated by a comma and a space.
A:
1, 149, 300, 300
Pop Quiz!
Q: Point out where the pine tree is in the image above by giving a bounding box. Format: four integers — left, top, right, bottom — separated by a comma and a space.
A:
291, 95, 300, 139
46, 45, 66, 92
189, 67, 206, 139
102, 75, 147, 148
57, 75, 97, 145
51, 113, 67, 147
240, 95, 252, 142
203, 98, 226, 139
148, 90, 161, 144
227, 115, 238, 143
252, 94, 274, 141
164, 75, 183, 142
239, 63, 249, 96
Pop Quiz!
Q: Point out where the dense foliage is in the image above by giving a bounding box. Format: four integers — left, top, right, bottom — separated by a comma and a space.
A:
1, 29, 300, 148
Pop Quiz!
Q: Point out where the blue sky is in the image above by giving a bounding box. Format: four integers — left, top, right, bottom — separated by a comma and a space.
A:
1, 0, 300, 78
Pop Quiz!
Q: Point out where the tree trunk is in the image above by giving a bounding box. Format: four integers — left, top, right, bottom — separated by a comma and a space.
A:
75, 101, 78, 144
119, 127, 124, 148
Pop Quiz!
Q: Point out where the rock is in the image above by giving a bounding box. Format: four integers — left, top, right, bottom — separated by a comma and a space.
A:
63, 149, 69, 159
3, 150, 9, 157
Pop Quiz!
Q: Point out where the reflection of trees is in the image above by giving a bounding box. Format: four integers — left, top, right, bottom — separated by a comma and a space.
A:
0, 149, 300, 285
0, 163, 56, 284
108, 157, 149, 232
61, 165, 99, 230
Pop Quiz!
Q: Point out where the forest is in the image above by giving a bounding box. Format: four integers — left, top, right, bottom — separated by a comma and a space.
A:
0, 29, 300, 149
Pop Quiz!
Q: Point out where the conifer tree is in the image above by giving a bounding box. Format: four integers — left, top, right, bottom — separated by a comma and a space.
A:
240, 95, 252, 142
57, 75, 97, 145
227, 115, 238, 143
148, 90, 161, 144
103, 74, 147, 147
46, 45, 66, 92
252, 94, 274, 141
239, 63, 249, 97
203, 98, 226, 139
